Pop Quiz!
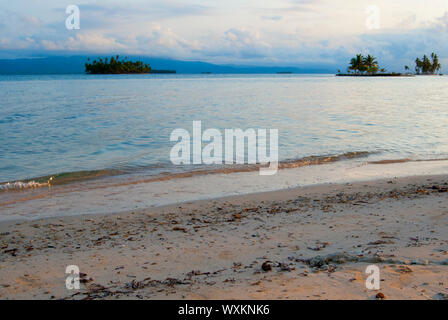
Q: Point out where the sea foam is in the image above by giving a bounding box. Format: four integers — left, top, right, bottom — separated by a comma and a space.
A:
0, 180, 49, 191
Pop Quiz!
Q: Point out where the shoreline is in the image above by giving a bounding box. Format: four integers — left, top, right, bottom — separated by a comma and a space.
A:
0, 174, 447, 299
336, 73, 414, 77
0, 151, 372, 190
2, 158, 448, 222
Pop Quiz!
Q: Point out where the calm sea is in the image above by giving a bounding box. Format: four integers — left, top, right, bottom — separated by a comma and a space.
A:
1, 74, 448, 187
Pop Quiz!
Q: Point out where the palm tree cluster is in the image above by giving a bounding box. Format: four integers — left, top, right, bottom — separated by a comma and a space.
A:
415, 53, 441, 75
85, 56, 151, 74
348, 54, 383, 74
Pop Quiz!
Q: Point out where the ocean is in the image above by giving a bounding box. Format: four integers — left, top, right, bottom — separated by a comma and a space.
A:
1, 73, 448, 220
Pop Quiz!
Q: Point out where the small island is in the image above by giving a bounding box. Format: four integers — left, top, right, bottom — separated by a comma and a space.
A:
337, 53, 442, 77
337, 54, 406, 77
85, 56, 151, 74
85, 56, 176, 74
414, 53, 441, 75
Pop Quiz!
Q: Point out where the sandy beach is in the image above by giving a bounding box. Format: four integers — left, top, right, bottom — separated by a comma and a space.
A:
0, 174, 447, 300
2, 0, 448, 307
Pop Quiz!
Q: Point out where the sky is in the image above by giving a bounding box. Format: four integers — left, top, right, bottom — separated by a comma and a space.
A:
1, 0, 447, 71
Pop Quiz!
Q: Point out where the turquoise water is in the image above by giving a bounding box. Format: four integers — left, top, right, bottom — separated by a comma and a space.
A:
1, 74, 448, 184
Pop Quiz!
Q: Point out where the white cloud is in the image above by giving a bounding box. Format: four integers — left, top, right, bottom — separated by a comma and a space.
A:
0, 0, 447, 72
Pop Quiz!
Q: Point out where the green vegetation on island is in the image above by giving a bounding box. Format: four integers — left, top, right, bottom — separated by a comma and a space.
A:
349, 54, 382, 74
414, 53, 441, 75
338, 52, 442, 77
337, 54, 396, 76
85, 56, 151, 74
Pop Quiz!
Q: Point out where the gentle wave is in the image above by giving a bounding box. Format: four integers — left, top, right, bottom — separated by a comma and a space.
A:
0, 180, 50, 191
0, 151, 372, 192
279, 151, 370, 168
0, 169, 123, 192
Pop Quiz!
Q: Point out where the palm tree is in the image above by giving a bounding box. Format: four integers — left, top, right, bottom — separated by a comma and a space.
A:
344, 53, 387, 75
415, 53, 442, 74
349, 57, 358, 73
363, 55, 378, 74
423, 55, 431, 73
355, 54, 365, 73
415, 58, 421, 74
431, 53, 441, 74
348, 54, 367, 74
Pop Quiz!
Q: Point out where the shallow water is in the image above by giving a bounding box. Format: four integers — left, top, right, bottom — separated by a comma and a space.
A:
2, 73, 448, 220
1, 74, 448, 186
1, 158, 448, 222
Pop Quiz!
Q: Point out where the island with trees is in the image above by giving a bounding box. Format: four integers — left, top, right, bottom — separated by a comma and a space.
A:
414, 53, 441, 75
85, 56, 176, 74
337, 52, 442, 77
337, 54, 404, 77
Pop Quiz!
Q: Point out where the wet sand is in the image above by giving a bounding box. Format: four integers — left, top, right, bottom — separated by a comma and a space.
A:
0, 174, 447, 300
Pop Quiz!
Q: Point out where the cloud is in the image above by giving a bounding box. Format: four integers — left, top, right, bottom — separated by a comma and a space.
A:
197, 28, 272, 63
432, 11, 448, 30
262, 16, 283, 21
0, 1, 447, 72
353, 13, 448, 70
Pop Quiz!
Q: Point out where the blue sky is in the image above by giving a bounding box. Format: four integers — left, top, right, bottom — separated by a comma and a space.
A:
1, 0, 447, 71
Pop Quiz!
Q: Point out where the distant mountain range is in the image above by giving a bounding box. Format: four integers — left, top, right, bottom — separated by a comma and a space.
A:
0, 56, 336, 74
